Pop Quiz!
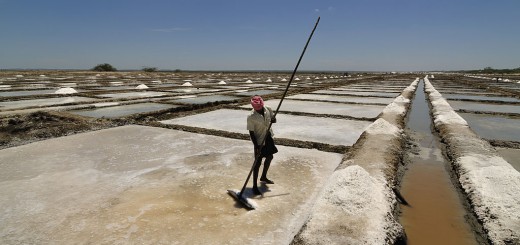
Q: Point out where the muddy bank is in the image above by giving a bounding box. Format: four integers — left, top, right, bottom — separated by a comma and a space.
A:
0, 111, 117, 149
424, 77, 520, 245
291, 78, 418, 244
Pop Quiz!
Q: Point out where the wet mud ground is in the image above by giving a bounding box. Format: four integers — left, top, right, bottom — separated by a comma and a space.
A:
1, 71, 520, 243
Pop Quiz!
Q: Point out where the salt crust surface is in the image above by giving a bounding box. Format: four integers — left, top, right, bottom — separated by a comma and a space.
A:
364, 118, 402, 137
135, 84, 148, 89
295, 79, 417, 244
55, 87, 77, 94
299, 165, 392, 244
424, 77, 520, 244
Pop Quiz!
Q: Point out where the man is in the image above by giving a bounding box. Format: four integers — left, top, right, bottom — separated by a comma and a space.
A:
247, 95, 277, 195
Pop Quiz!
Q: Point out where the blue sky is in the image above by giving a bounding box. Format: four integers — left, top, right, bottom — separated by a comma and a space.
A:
1, 0, 519, 71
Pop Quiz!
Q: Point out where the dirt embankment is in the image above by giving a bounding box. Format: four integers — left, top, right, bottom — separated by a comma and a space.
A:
0, 111, 117, 149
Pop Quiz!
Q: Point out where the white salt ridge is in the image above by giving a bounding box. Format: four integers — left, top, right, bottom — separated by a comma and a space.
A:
55, 87, 78, 94
135, 84, 149, 89
364, 118, 402, 137
151, 80, 162, 84
424, 76, 520, 244
299, 165, 397, 244
182, 82, 193, 86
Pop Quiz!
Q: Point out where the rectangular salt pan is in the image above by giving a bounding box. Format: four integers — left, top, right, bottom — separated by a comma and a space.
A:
242, 99, 385, 119
70, 103, 179, 118
0, 96, 97, 110
96, 91, 171, 99
161, 109, 371, 146
287, 94, 395, 105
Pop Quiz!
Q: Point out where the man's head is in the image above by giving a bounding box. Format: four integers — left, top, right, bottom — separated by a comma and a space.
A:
250, 95, 264, 110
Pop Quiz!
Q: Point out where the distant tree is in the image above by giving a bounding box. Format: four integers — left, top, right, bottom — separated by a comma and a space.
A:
174, 69, 182, 73
142, 67, 158, 72
92, 63, 117, 72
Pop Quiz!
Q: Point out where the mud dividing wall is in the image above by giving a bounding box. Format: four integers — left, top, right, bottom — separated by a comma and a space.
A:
424, 77, 520, 245
291, 79, 419, 244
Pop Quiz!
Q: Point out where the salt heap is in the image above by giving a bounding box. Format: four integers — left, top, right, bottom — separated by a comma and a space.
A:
245, 80, 253, 83
55, 87, 78, 94
295, 77, 300, 81
182, 82, 193, 86
151, 80, 162, 84
136, 84, 148, 89
217, 81, 227, 85
281, 78, 287, 82
266, 78, 272, 82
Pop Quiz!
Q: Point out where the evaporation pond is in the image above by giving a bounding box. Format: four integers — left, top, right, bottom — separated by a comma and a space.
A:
458, 113, 520, 142
287, 93, 394, 105
0, 96, 97, 110
311, 90, 399, 97
161, 109, 371, 146
496, 148, 520, 172
70, 103, 179, 118
242, 99, 385, 119
442, 93, 520, 103
0, 125, 340, 244
235, 89, 279, 96
448, 100, 520, 114
170, 95, 240, 104
0, 90, 56, 97
96, 91, 171, 99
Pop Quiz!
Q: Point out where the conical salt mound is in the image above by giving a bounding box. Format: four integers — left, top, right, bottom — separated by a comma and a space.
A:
136, 84, 149, 89
182, 82, 193, 86
281, 78, 287, 82
295, 77, 300, 81
218, 81, 227, 85
266, 78, 272, 82
245, 80, 253, 83
55, 87, 78, 94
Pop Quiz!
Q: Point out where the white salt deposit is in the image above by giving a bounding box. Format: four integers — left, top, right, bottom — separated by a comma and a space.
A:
266, 79, 272, 82
217, 81, 227, 85
364, 118, 402, 137
39, 75, 46, 77
151, 80, 162, 84
295, 77, 300, 81
55, 87, 78, 94
382, 102, 406, 116
15, 75, 23, 78
281, 78, 287, 82
92, 102, 120, 107
136, 84, 149, 89
424, 76, 520, 244
298, 165, 400, 244
245, 80, 253, 83
182, 82, 193, 86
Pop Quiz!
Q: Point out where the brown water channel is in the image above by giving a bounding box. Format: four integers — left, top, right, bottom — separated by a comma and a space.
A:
399, 80, 479, 244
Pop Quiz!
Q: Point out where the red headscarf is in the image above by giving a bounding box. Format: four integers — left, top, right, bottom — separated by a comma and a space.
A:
250, 95, 264, 110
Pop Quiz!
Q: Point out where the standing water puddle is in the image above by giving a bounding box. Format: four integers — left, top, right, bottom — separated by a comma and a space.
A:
399, 80, 479, 244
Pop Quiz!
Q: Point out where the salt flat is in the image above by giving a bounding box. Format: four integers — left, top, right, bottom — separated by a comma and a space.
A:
160, 109, 371, 146
0, 125, 341, 244
287, 93, 395, 104
242, 99, 385, 119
